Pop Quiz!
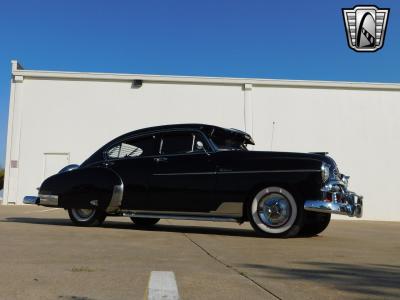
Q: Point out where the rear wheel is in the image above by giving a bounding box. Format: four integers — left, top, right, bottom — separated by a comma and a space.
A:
247, 186, 304, 238
68, 208, 106, 226
301, 212, 331, 236
130, 217, 160, 226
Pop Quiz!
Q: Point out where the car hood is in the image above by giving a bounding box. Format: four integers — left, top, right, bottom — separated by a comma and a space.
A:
218, 149, 337, 168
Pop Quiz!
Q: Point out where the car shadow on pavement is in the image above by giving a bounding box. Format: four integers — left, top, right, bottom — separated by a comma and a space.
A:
111, 222, 262, 238
4, 217, 322, 238
3, 217, 263, 238
237, 262, 400, 298
4, 217, 71, 226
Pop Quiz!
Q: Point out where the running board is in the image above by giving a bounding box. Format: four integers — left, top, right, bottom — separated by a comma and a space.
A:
122, 211, 241, 223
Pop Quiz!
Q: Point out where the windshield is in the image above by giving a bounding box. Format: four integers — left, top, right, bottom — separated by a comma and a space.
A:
209, 129, 249, 151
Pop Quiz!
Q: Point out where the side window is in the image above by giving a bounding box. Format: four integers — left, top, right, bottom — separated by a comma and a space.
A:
160, 132, 206, 155
106, 136, 156, 159
160, 133, 193, 155
159, 132, 207, 155
193, 134, 209, 152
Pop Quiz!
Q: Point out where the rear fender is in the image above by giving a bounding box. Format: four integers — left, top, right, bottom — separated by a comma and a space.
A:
39, 167, 123, 212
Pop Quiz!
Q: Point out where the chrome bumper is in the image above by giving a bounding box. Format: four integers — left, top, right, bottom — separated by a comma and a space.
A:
304, 177, 363, 218
23, 196, 39, 205
23, 194, 59, 207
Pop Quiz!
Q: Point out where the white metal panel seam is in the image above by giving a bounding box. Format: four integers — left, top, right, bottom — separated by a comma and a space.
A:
244, 83, 253, 136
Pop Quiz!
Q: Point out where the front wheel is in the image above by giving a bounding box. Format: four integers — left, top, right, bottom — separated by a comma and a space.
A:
68, 208, 106, 226
247, 186, 304, 238
130, 217, 160, 226
301, 212, 331, 236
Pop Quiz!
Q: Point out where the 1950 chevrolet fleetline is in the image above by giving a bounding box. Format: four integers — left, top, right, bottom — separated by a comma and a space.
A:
24, 124, 363, 237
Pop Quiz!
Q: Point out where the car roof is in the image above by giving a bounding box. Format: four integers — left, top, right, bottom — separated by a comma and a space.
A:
111, 123, 247, 141
99, 123, 252, 151
81, 124, 254, 167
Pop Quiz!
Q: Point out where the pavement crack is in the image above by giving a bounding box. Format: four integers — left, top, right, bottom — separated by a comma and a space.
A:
182, 232, 282, 300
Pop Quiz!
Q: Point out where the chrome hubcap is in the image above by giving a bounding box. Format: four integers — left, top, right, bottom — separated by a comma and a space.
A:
258, 193, 291, 227
72, 208, 96, 221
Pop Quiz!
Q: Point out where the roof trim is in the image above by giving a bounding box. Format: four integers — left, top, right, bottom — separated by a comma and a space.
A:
10, 60, 400, 91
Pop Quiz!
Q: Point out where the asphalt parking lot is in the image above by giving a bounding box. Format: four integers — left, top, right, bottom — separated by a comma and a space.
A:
0, 206, 399, 300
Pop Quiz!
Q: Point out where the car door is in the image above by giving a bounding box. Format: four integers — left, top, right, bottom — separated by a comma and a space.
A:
148, 131, 216, 213
105, 134, 157, 210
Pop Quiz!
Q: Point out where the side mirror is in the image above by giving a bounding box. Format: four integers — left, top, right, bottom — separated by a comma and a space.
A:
195, 140, 211, 156
195, 141, 204, 151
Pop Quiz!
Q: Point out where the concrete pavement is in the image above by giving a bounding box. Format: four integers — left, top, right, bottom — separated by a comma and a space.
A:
0, 206, 399, 300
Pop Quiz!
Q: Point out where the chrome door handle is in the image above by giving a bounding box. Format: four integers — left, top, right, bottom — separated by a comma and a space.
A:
154, 157, 168, 163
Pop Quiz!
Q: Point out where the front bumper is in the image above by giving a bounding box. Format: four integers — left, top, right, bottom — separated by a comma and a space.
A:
304, 178, 363, 218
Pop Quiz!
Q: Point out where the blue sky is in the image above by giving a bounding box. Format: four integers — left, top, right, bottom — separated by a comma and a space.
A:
0, 0, 399, 168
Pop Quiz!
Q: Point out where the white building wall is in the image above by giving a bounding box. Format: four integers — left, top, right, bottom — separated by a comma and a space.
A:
251, 87, 400, 221
3, 61, 400, 221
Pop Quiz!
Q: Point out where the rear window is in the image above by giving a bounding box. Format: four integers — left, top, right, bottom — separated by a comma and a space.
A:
210, 129, 248, 150
106, 136, 156, 159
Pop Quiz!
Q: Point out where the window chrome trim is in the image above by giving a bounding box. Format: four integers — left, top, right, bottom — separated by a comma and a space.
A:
153, 151, 209, 159
104, 133, 158, 161
101, 129, 215, 164
158, 138, 163, 155
191, 134, 195, 152
158, 130, 212, 156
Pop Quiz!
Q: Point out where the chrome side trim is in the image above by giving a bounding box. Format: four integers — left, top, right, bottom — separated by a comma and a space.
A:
23, 196, 39, 205
153, 169, 320, 176
122, 211, 240, 223
125, 206, 243, 218
153, 172, 216, 176
38, 194, 59, 207
218, 169, 320, 174
106, 184, 124, 213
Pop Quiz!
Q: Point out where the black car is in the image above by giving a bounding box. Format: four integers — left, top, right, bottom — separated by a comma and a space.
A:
24, 124, 362, 237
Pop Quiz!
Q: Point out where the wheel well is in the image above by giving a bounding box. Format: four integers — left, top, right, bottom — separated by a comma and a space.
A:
242, 182, 303, 222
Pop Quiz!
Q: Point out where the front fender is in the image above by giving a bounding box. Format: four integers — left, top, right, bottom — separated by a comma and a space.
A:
39, 167, 123, 212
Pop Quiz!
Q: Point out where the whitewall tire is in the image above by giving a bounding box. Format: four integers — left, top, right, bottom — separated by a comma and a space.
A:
248, 187, 304, 237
